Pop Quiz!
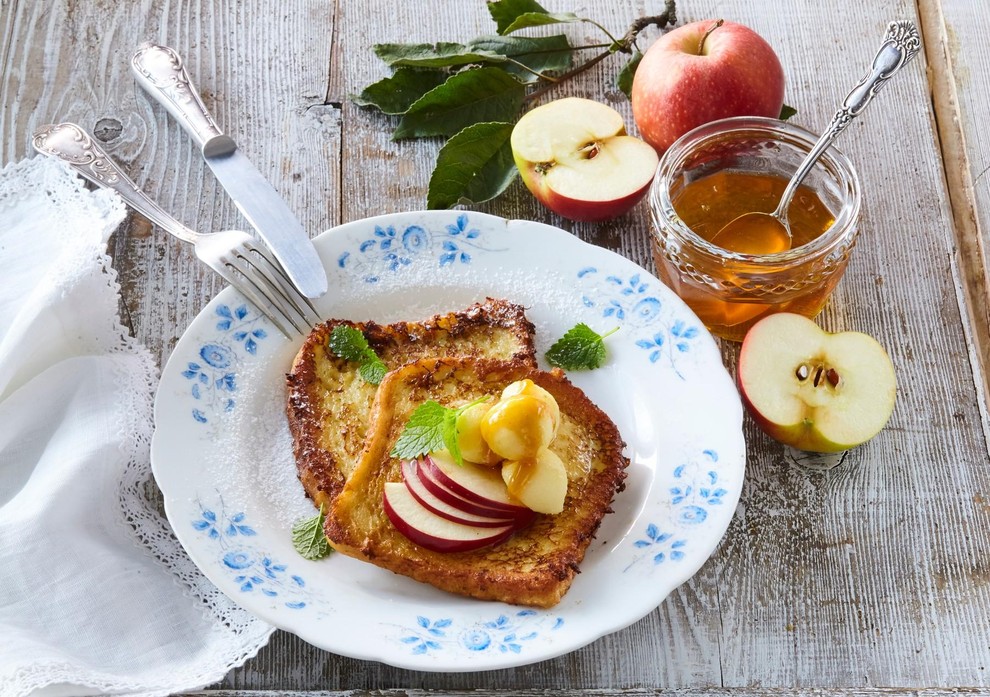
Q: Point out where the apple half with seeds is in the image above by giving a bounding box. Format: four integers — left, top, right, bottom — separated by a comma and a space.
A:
738, 313, 897, 453
510, 97, 659, 222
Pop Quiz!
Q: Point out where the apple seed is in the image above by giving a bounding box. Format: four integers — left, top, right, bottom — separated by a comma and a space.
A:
795, 364, 810, 381
826, 368, 840, 388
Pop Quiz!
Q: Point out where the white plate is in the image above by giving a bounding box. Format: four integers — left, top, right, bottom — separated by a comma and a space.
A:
151, 211, 745, 671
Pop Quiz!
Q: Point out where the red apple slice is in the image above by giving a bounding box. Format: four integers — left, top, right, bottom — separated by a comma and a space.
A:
416, 457, 535, 523
401, 459, 517, 528
422, 451, 531, 516
383, 483, 515, 553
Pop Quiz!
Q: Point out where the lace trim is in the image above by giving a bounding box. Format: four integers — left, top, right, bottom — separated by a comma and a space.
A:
0, 158, 273, 697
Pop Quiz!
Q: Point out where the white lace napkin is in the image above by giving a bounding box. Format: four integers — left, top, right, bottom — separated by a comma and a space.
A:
0, 157, 274, 697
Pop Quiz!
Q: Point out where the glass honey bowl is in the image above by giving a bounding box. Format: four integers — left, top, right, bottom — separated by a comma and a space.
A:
648, 116, 862, 342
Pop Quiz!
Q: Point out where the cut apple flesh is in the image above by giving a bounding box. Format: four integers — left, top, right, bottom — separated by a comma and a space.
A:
401, 459, 517, 528
383, 483, 515, 553
739, 313, 896, 451
541, 135, 659, 202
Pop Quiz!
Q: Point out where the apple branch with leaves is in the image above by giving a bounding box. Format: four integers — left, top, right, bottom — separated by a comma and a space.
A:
352, 0, 679, 210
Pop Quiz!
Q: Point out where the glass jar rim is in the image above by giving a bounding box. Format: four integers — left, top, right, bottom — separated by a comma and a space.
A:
649, 116, 862, 265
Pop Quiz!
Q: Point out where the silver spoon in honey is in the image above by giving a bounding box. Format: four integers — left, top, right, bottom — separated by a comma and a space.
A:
710, 20, 921, 255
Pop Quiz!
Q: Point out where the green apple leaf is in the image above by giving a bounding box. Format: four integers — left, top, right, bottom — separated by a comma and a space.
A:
427, 121, 517, 210
616, 50, 643, 99
779, 103, 798, 121
394, 67, 525, 140
373, 42, 506, 69
501, 11, 582, 35
487, 0, 548, 34
467, 34, 572, 83
351, 68, 448, 114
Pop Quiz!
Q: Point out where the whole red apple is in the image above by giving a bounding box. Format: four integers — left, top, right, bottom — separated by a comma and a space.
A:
631, 19, 786, 154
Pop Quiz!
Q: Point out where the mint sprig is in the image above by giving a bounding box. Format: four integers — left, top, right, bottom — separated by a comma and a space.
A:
391, 396, 489, 466
328, 325, 388, 385
545, 323, 618, 370
292, 504, 332, 561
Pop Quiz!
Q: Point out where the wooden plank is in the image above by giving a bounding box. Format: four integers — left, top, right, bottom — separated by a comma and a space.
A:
917, 0, 990, 420
185, 691, 990, 697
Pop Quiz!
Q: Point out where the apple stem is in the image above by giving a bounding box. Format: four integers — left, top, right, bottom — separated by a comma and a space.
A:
523, 0, 677, 104
698, 19, 724, 55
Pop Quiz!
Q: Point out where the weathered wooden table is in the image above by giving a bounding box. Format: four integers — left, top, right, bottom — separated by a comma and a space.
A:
3, 0, 989, 693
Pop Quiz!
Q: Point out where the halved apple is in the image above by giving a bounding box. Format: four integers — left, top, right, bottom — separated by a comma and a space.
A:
401, 458, 517, 528
738, 313, 897, 453
383, 483, 516, 553
422, 450, 532, 516
510, 97, 659, 222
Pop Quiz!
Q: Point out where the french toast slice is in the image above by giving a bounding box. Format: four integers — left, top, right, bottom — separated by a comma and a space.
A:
286, 300, 537, 510
325, 356, 628, 608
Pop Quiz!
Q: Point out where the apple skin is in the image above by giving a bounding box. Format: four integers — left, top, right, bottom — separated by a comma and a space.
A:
631, 19, 785, 154
383, 483, 516, 553
737, 313, 897, 453
422, 452, 532, 517
401, 458, 518, 528
511, 97, 659, 222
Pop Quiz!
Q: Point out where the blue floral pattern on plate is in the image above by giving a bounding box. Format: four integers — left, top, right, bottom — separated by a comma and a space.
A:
576, 267, 701, 377
191, 495, 318, 611
336, 213, 506, 283
624, 450, 726, 573
181, 304, 267, 425
395, 610, 564, 656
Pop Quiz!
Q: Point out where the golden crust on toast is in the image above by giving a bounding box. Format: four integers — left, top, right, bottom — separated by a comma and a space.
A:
325, 357, 628, 608
286, 299, 537, 510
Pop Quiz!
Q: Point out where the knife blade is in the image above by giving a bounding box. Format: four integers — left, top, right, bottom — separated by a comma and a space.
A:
131, 43, 327, 299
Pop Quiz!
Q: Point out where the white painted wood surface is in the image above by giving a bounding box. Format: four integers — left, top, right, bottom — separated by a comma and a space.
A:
1, 0, 989, 692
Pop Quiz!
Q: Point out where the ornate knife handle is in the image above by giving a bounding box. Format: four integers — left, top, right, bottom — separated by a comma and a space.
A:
131, 43, 235, 157
32, 122, 199, 244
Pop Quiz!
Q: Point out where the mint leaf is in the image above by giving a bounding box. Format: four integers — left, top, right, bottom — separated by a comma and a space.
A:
391, 400, 450, 460
779, 103, 797, 121
390, 397, 490, 465
616, 50, 643, 99
292, 505, 332, 561
487, 0, 548, 34
545, 323, 618, 370
428, 121, 517, 210
351, 68, 447, 114
328, 325, 387, 385
467, 34, 572, 83
373, 42, 506, 69
394, 67, 526, 140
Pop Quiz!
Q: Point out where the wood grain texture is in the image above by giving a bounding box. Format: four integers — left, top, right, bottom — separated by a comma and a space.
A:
917, 0, 990, 432
3, 0, 990, 693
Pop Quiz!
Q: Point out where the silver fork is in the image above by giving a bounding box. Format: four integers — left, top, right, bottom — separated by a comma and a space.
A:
32, 122, 320, 338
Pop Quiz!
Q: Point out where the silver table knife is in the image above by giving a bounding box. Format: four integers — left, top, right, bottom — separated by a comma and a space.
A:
131, 43, 327, 299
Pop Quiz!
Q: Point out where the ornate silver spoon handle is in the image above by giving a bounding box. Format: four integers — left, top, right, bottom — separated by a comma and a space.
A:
32, 122, 200, 244
776, 20, 921, 215
131, 43, 231, 155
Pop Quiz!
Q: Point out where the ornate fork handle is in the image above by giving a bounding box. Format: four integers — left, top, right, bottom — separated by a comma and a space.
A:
131, 43, 235, 157
32, 123, 200, 245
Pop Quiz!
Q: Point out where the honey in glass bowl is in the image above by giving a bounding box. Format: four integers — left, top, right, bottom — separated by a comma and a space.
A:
649, 117, 861, 342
